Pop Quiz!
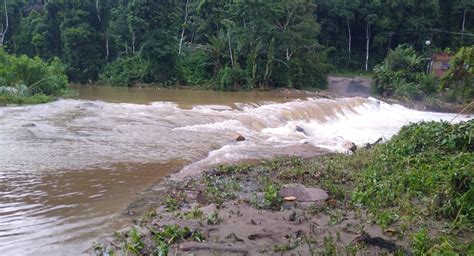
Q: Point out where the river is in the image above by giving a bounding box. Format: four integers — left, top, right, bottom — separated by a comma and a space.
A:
0, 86, 469, 255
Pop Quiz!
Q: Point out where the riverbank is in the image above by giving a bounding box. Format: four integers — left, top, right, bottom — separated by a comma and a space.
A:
0, 94, 55, 105
326, 75, 473, 114
4, 76, 471, 115
92, 120, 473, 255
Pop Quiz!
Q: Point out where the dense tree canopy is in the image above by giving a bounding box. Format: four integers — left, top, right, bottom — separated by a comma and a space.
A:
0, 0, 472, 89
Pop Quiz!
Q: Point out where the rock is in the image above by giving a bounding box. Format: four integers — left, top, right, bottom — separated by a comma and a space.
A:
22, 123, 36, 127
295, 126, 307, 135
342, 141, 357, 152
279, 184, 329, 202
288, 211, 297, 222
235, 134, 246, 142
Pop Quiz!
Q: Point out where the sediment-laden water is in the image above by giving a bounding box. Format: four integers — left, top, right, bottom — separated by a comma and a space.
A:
0, 86, 469, 255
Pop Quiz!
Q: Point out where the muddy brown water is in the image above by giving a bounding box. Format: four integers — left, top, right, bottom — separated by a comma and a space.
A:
0, 85, 468, 255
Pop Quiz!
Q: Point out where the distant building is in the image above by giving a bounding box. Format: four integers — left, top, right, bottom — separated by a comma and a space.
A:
431, 53, 453, 77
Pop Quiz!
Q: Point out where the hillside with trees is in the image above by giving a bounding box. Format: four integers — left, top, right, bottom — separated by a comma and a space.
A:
0, 0, 472, 93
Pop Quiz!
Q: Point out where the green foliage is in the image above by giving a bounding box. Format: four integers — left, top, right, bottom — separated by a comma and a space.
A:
184, 206, 203, 220
372, 45, 432, 100
206, 210, 221, 225
0, 49, 68, 103
0, 94, 53, 105
215, 66, 249, 91
353, 120, 474, 226
440, 47, 474, 102
151, 225, 203, 255
409, 228, 432, 255
262, 179, 282, 209
99, 55, 151, 86
164, 195, 179, 212
177, 49, 212, 86
1, 0, 472, 87
122, 228, 144, 255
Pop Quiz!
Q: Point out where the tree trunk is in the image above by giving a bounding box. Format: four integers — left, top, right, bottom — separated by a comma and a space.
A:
386, 32, 393, 54
0, 0, 9, 47
365, 21, 370, 72
178, 0, 189, 56
227, 29, 234, 68
462, 9, 466, 39
105, 34, 109, 61
347, 19, 352, 65
96, 0, 101, 22
132, 32, 136, 53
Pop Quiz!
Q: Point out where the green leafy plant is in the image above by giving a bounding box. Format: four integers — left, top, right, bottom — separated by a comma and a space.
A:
151, 225, 203, 255
262, 179, 282, 209
121, 228, 144, 255
0, 49, 69, 104
372, 45, 433, 100
99, 55, 151, 86
440, 47, 474, 102
353, 120, 474, 225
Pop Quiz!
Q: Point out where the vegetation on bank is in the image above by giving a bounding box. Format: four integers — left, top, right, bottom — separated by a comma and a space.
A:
94, 120, 473, 255
1, 1, 472, 91
0, 49, 69, 104
373, 46, 473, 103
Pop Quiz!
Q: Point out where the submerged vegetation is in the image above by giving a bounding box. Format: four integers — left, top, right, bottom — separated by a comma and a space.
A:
0, 49, 69, 104
95, 120, 473, 255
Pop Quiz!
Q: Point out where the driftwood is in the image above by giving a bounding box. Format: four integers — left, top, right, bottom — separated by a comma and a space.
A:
364, 137, 383, 149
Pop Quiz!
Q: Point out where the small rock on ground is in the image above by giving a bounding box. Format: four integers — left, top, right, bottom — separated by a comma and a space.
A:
279, 183, 329, 202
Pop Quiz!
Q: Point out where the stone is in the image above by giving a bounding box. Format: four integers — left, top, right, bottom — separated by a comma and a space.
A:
295, 126, 307, 135
22, 123, 36, 127
235, 134, 246, 142
342, 141, 357, 152
279, 184, 329, 202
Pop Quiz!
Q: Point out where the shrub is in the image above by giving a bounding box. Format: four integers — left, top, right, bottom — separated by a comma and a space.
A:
0, 49, 68, 101
440, 47, 473, 103
99, 55, 151, 86
353, 120, 474, 224
177, 49, 212, 86
215, 66, 249, 91
372, 45, 435, 100
287, 51, 331, 90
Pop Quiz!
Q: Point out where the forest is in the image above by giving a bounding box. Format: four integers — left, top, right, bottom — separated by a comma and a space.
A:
0, 0, 472, 92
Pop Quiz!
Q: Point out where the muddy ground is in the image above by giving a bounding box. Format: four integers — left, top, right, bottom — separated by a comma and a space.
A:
92, 156, 418, 255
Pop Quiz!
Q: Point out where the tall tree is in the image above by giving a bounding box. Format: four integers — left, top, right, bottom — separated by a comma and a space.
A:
0, 0, 9, 47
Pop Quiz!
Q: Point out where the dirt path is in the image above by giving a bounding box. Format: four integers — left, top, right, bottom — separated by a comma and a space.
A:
326, 76, 372, 98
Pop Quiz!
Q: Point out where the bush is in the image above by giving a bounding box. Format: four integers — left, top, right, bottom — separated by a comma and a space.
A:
215, 66, 249, 91
440, 47, 473, 103
353, 120, 474, 224
177, 49, 212, 86
288, 51, 330, 90
0, 49, 68, 102
99, 55, 151, 86
373, 45, 435, 100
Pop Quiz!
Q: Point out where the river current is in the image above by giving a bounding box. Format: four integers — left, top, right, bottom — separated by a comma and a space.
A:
0, 86, 469, 255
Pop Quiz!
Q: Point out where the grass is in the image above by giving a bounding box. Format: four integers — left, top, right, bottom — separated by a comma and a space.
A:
221, 120, 473, 254
151, 225, 203, 255
0, 94, 54, 105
